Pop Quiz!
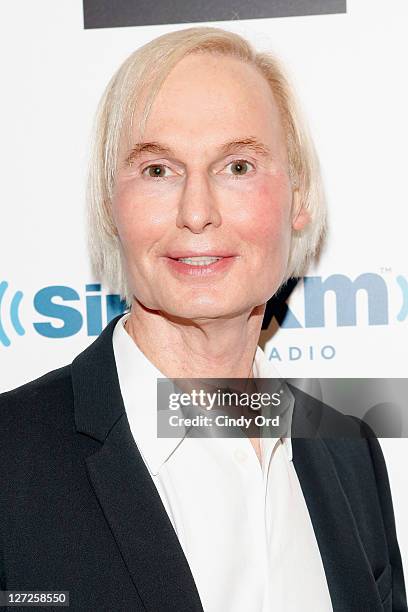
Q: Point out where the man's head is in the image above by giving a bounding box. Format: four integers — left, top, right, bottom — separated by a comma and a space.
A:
87, 27, 326, 314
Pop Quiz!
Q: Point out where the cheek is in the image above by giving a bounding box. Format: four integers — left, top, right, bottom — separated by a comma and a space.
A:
236, 176, 292, 249
111, 183, 167, 252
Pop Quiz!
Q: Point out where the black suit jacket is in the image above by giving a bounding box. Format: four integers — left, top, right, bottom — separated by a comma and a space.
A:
0, 315, 406, 611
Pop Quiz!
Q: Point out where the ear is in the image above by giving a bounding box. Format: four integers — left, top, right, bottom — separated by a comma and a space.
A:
291, 189, 310, 231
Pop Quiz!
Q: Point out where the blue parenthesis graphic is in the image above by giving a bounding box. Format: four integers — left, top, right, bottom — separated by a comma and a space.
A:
0, 281, 11, 347
396, 275, 408, 322
10, 290, 25, 335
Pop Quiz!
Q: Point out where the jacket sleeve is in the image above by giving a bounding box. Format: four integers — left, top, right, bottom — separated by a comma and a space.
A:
367, 436, 407, 611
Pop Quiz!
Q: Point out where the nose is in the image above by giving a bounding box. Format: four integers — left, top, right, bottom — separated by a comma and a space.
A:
175, 170, 222, 233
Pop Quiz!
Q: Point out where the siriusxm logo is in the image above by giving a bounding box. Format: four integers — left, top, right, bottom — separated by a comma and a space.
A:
0, 273, 406, 347
263, 273, 408, 330
0, 282, 127, 347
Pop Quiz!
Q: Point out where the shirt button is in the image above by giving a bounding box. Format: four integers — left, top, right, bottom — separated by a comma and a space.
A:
234, 448, 248, 464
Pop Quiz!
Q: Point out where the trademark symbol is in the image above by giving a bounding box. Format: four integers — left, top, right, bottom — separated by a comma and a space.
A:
380, 267, 392, 274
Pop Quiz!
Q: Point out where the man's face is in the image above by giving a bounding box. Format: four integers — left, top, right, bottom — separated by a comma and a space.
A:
112, 53, 309, 319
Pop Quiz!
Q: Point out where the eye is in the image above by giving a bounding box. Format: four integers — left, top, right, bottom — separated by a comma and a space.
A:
223, 159, 255, 177
142, 164, 174, 179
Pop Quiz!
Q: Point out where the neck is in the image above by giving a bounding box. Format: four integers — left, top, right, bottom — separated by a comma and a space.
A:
124, 299, 265, 380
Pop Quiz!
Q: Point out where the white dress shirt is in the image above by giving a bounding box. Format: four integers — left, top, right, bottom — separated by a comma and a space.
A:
112, 313, 333, 612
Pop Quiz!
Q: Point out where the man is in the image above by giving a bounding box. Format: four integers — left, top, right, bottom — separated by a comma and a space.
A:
0, 26, 406, 611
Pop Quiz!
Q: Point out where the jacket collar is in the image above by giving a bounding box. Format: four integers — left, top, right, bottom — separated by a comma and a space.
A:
291, 388, 385, 611
72, 314, 126, 442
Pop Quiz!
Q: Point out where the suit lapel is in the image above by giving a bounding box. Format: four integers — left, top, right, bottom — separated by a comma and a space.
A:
290, 386, 383, 612
71, 316, 204, 612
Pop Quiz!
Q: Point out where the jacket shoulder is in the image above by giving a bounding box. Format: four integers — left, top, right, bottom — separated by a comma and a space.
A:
0, 365, 74, 430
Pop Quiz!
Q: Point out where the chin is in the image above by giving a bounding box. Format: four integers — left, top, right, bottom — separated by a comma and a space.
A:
161, 298, 238, 320
166, 294, 262, 320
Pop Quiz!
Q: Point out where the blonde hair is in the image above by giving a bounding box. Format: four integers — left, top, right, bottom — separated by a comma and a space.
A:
87, 26, 327, 307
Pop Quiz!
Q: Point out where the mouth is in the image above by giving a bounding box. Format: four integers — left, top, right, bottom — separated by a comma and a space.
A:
172, 256, 224, 266
163, 254, 237, 276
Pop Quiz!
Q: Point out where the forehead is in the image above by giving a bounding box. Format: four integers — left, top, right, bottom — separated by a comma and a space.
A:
127, 53, 286, 156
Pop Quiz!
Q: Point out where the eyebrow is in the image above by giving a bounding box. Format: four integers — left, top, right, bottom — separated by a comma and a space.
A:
125, 137, 272, 164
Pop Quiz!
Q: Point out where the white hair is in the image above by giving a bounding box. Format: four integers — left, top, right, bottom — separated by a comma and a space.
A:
86, 26, 327, 307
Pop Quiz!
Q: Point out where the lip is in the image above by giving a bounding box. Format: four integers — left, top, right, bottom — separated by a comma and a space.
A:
165, 251, 236, 258
162, 255, 238, 277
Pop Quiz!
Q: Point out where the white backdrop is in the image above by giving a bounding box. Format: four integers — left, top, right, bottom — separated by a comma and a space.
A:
1, 0, 407, 575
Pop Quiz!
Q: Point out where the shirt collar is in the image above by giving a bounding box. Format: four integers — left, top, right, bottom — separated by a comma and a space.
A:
112, 312, 293, 475
253, 345, 293, 462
